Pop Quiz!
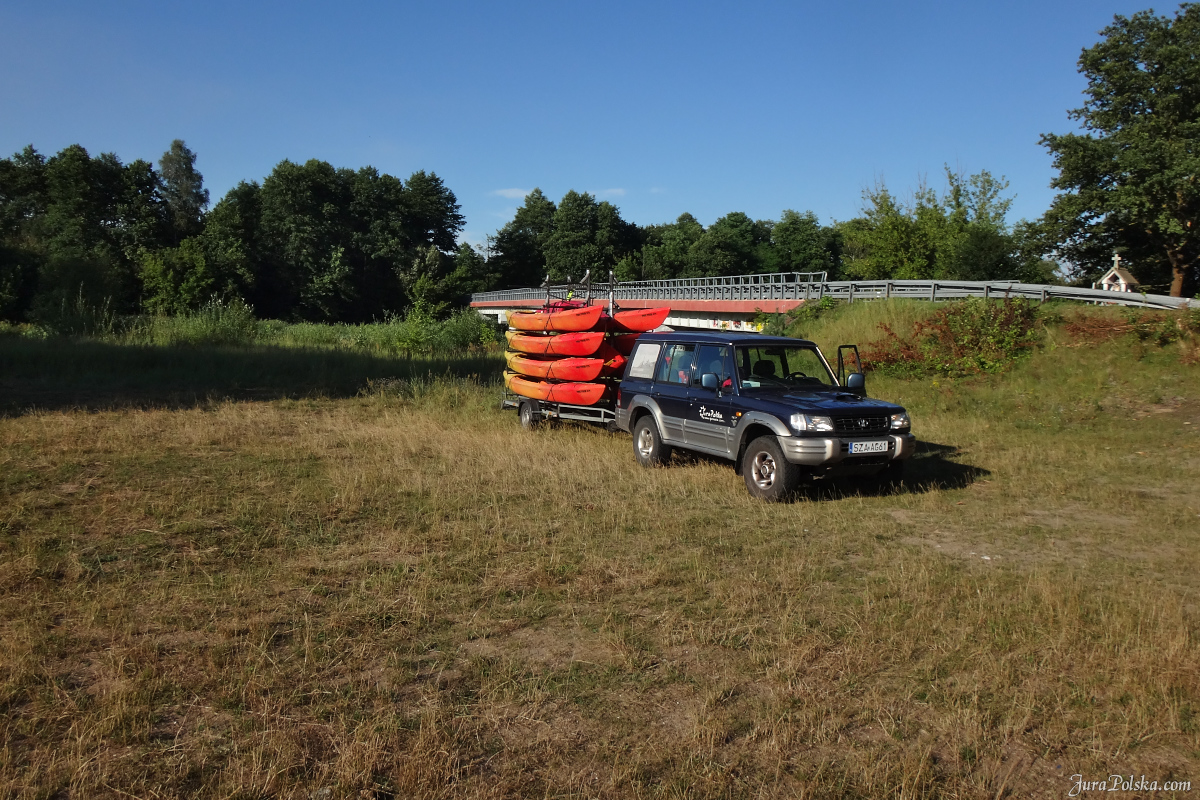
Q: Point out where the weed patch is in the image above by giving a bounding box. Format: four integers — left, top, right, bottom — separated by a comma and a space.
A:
864, 297, 1041, 376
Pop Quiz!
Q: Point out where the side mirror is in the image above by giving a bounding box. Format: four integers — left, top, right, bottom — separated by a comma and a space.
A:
700, 372, 719, 390
846, 372, 866, 395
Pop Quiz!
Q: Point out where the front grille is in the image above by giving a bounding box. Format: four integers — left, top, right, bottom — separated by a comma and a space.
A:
833, 415, 889, 434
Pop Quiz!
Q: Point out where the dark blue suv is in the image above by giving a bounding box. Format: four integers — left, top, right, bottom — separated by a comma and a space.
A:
615, 332, 914, 500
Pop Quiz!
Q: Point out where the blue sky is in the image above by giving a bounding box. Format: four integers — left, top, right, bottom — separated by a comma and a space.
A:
0, 0, 1158, 248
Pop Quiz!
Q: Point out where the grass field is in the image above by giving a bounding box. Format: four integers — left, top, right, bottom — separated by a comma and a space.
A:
1, 302, 1198, 798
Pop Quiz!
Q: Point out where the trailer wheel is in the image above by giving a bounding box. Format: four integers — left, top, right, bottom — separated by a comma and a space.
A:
519, 400, 541, 430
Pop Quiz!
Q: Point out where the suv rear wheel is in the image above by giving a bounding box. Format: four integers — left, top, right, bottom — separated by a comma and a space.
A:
742, 435, 799, 501
632, 416, 672, 467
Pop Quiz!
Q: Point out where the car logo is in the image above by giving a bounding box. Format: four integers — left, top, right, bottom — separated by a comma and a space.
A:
856, 418, 869, 428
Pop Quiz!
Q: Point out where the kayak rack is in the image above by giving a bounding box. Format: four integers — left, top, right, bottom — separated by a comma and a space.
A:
503, 390, 617, 427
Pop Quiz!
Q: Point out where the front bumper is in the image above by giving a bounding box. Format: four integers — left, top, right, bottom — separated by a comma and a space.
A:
778, 432, 915, 466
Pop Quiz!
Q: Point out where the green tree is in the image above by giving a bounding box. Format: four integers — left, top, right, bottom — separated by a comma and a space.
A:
543, 190, 601, 281
0, 146, 48, 320
841, 169, 1037, 282
621, 212, 705, 281
139, 237, 213, 314
158, 140, 209, 242
199, 181, 263, 309
684, 212, 770, 277
400, 170, 464, 253
486, 189, 557, 288
1039, 4, 1200, 296
773, 210, 839, 276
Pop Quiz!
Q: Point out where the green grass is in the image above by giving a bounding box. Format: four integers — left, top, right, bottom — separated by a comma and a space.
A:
1, 304, 1198, 798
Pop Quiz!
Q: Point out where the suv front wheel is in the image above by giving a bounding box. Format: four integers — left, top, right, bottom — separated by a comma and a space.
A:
632, 416, 672, 467
742, 435, 799, 501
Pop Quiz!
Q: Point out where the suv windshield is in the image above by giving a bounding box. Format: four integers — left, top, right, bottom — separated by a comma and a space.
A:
735, 345, 835, 390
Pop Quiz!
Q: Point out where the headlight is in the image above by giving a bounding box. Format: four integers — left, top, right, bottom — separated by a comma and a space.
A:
890, 412, 911, 431
789, 413, 834, 433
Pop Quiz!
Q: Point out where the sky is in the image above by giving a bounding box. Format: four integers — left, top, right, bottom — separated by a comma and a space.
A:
0, 0, 1162, 249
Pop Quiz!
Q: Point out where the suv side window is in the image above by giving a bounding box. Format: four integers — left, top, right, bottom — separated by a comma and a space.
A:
693, 345, 732, 390
655, 343, 696, 385
627, 342, 661, 379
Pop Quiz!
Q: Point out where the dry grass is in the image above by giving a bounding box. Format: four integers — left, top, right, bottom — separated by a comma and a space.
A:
1, 327, 1199, 798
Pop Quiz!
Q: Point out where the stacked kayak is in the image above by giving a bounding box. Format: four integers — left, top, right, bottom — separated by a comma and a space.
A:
503, 304, 669, 406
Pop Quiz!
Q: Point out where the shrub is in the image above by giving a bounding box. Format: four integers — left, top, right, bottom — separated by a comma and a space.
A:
864, 297, 1041, 376
133, 297, 259, 346
1062, 305, 1200, 350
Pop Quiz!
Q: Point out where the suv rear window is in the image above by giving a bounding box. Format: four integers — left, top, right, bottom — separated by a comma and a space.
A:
627, 343, 661, 379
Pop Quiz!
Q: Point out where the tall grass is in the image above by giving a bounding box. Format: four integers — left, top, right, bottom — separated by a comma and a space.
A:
4, 298, 503, 356
1, 328, 1197, 797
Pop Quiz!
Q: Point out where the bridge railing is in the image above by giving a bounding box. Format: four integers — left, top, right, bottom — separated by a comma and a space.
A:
471, 275, 1194, 311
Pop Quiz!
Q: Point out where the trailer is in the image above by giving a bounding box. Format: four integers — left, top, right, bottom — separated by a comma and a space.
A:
503, 389, 618, 431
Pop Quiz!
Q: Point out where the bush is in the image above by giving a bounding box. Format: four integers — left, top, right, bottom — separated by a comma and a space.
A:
864, 297, 1041, 376
132, 298, 259, 347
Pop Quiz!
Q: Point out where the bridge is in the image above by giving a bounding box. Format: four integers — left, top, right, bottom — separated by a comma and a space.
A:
470, 272, 1195, 332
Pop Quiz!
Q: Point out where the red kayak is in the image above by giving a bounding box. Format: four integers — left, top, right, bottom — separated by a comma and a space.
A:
608, 333, 640, 356
603, 307, 670, 333
505, 352, 603, 381
504, 372, 611, 406
594, 343, 628, 377
507, 304, 603, 332
505, 330, 605, 356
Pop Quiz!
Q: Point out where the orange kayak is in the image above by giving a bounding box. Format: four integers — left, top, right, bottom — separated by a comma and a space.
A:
504, 372, 611, 406
505, 352, 603, 381
603, 307, 670, 333
505, 330, 605, 356
506, 304, 603, 332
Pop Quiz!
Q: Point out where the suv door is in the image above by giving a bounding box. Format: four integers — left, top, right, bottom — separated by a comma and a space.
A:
652, 342, 695, 443
685, 344, 735, 455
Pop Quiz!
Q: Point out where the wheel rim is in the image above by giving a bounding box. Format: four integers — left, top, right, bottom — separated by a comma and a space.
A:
751, 450, 777, 489
521, 406, 532, 425
637, 427, 655, 458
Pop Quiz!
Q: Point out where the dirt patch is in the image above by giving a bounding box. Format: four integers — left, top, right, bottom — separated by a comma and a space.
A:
460, 624, 620, 670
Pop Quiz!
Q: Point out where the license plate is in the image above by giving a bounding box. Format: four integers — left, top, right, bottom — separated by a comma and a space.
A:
848, 440, 889, 454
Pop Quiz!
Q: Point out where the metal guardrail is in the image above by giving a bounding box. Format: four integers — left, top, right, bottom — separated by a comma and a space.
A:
471, 272, 1196, 310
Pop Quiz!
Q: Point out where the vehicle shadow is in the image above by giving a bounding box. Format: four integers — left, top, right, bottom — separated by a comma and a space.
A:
0, 336, 505, 417
666, 439, 988, 500
799, 440, 990, 500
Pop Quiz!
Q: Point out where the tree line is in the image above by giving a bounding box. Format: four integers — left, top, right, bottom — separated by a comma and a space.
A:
485, 172, 1054, 291
0, 142, 479, 325
1, 3, 1195, 326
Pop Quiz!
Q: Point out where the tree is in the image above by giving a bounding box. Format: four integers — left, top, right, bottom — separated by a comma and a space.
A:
623, 213, 705, 281
400, 170, 464, 253
543, 190, 602, 281
773, 210, 839, 276
158, 140, 209, 242
487, 188, 556, 288
684, 212, 770, 277
1040, 4, 1200, 296
840, 169, 1040, 282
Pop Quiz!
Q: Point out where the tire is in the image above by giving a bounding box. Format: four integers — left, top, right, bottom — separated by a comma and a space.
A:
518, 400, 541, 430
741, 435, 799, 501
632, 416, 672, 467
